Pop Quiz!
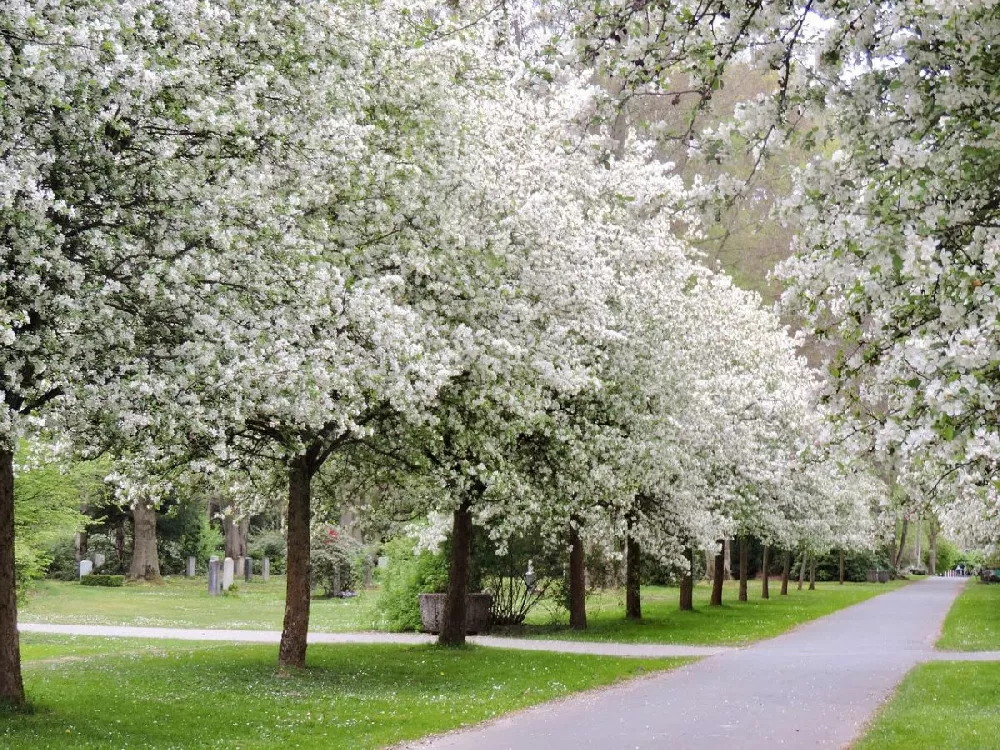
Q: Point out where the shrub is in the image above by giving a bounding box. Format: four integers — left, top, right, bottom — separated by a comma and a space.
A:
248, 529, 287, 574
311, 525, 366, 597
926, 537, 959, 574
377, 536, 449, 631
44, 536, 82, 581
80, 574, 125, 587
815, 548, 892, 582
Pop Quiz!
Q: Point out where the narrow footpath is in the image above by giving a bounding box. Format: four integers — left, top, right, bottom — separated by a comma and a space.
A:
407, 577, 967, 750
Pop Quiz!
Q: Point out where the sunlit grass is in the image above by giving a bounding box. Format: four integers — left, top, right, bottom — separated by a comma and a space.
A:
937, 581, 1000, 651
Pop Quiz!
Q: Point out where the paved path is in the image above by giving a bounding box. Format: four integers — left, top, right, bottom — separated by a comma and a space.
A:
17, 622, 730, 658
405, 577, 968, 750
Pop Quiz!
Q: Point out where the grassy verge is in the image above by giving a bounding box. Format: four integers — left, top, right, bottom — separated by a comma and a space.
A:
855, 662, 1000, 749
6, 638, 687, 749
936, 581, 1000, 650
19, 576, 383, 631
519, 580, 909, 645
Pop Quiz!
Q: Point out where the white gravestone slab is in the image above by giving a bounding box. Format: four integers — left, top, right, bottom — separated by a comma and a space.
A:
78, 559, 93, 579
92, 553, 106, 570
222, 557, 235, 590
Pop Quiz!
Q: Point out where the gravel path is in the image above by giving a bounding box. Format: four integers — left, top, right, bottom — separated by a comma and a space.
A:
16, 622, 730, 658
405, 577, 969, 750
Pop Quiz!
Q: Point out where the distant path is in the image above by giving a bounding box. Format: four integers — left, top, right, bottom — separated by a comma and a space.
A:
16, 622, 730, 659
405, 577, 968, 750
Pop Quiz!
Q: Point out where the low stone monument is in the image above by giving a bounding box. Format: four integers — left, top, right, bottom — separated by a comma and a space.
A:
262, 558, 270, 582
222, 557, 234, 590
208, 558, 220, 596
78, 559, 93, 579
186, 556, 196, 578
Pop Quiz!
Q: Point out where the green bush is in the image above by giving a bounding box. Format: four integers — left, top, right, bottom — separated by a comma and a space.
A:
248, 529, 287, 574
80, 574, 125, 587
44, 537, 82, 581
311, 525, 366, 596
815, 548, 892, 582
926, 537, 959, 574
377, 536, 449, 632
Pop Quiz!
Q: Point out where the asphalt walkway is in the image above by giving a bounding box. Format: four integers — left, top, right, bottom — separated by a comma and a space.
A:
405, 577, 969, 750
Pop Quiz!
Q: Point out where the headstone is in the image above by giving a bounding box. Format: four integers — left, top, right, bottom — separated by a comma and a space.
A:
222, 557, 234, 591
262, 558, 270, 582
186, 556, 197, 578
235, 556, 245, 584
78, 559, 93, 579
208, 559, 220, 596
377, 555, 388, 569
244, 557, 253, 582
92, 553, 106, 570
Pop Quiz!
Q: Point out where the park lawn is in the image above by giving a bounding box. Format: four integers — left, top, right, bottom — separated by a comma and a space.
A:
519, 580, 909, 645
936, 581, 1000, 650
855, 662, 1000, 749
5, 638, 688, 749
19, 576, 385, 631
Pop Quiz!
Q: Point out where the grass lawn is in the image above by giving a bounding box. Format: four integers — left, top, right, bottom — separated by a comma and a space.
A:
19, 577, 906, 647
5, 636, 687, 749
936, 581, 1000, 650
19, 576, 384, 631
518, 580, 909, 645
855, 662, 1000, 749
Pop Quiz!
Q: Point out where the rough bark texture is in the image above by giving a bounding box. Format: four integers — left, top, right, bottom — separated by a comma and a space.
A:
893, 518, 910, 569
439, 500, 474, 646
723, 538, 732, 580
710, 540, 724, 606
625, 531, 642, 620
738, 536, 749, 602
928, 520, 939, 575
568, 521, 587, 630
809, 558, 817, 590
704, 550, 714, 581
128, 502, 161, 581
839, 549, 845, 585
761, 545, 770, 599
279, 457, 313, 669
798, 551, 808, 591
0, 448, 25, 707
679, 546, 694, 611
224, 516, 249, 560
74, 530, 89, 563
780, 551, 790, 596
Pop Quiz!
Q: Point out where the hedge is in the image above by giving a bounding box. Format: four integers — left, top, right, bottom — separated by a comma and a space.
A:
80, 574, 125, 587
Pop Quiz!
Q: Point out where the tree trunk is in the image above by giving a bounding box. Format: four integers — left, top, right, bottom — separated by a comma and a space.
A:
679, 546, 694, 611
914, 516, 921, 568
723, 538, 732, 580
625, 528, 641, 620
780, 551, 790, 595
893, 518, 909, 569
224, 515, 249, 560
439, 500, 474, 646
928, 519, 939, 575
798, 551, 808, 591
279, 456, 313, 669
705, 550, 715, 581
738, 536, 749, 602
710, 540, 724, 606
74, 530, 89, 563
568, 521, 587, 630
128, 502, 161, 581
809, 558, 816, 590
761, 545, 770, 599
0, 448, 25, 707
839, 549, 845, 585
114, 521, 126, 570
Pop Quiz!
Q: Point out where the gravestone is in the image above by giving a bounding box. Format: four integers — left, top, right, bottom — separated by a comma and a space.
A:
222, 557, 234, 590
186, 556, 196, 577
208, 558, 220, 596
235, 556, 245, 584
244, 557, 253, 582
92, 553, 106, 570
262, 558, 270, 582
78, 559, 93, 579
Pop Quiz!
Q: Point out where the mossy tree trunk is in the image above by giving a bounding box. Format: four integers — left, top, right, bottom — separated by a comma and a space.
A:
128, 502, 161, 581
439, 498, 474, 646
568, 520, 587, 630
279, 455, 314, 669
0, 448, 25, 707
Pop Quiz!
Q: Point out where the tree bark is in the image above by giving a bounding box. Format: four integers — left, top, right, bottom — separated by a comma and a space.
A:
710, 540, 724, 606
439, 499, 474, 645
893, 518, 909, 569
74, 530, 89, 563
723, 538, 732, 580
568, 520, 587, 630
798, 551, 808, 591
809, 557, 816, 590
738, 536, 749, 602
224, 515, 249, 560
839, 549, 845, 585
928, 519, 939, 575
780, 551, 790, 595
279, 456, 313, 669
0, 448, 25, 707
761, 545, 770, 599
704, 549, 714, 581
114, 521, 126, 570
128, 502, 161, 581
625, 527, 642, 620
679, 546, 694, 611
